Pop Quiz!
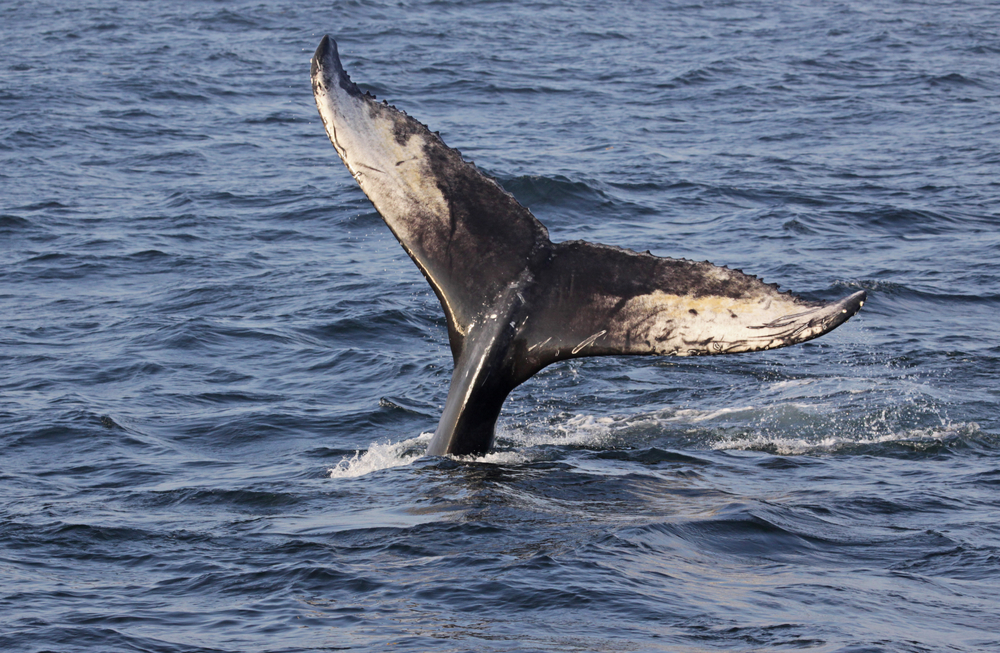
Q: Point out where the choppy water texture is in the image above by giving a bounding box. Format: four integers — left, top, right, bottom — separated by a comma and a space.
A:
3, 1, 999, 651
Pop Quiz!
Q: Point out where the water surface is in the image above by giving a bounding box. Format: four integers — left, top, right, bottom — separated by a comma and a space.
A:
2, 1, 999, 651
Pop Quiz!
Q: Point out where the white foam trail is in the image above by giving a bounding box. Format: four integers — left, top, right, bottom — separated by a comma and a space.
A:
327, 406, 979, 478
710, 423, 980, 455
667, 406, 758, 423
462, 449, 531, 465
326, 414, 616, 478
327, 433, 431, 478
499, 414, 619, 448
326, 431, 539, 478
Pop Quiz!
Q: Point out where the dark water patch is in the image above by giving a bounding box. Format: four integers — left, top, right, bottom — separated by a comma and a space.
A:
925, 72, 984, 88
125, 249, 171, 261
169, 412, 331, 450
16, 521, 173, 550
852, 279, 1000, 307
1, 406, 120, 448
10, 251, 193, 283
136, 487, 304, 513
88, 361, 170, 386
836, 493, 963, 519
782, 218, 818, 235
667, 62, 741, 88
144, 89, 211, 103
758, 131, 810, 143
132, 317, 227, 351
755, 455, 824, 470
97, 108, 160, 119
153, 280, 273, 315
0, 626, 216, 653
594, 447, 711, 466
500, 173, 613, 212
378, 396, 435, 418
160, 191, 196, 209
157, 229, 206, 244
189, 390, 288, 406
303, 446, 372, 462
351, 404, 437, 436
273, 202, 356, 223
99, 415, 123, 430
692, 183, 841, 211
661, 513, 827, 561
890, 543, 1000, 581
126, 149, 207, 168
13, 200, 74, 213
197, 8, 268, 30
0, 215, 32, 231
304, 308, 439, 346
5, 129, 57, 149
858, 207, 961, 235
967, 469, 1000, 487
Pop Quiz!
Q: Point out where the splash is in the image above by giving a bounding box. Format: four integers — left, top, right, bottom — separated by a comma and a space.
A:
326, 432, 536, 477
498, 413, 623, 449
326, 415, 618, 478
327, 433, 431, 478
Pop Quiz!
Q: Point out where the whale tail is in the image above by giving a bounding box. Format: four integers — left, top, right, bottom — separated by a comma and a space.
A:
311, 36, 866, 456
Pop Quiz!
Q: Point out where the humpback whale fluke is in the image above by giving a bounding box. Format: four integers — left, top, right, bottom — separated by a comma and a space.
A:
311, 36, 866, 457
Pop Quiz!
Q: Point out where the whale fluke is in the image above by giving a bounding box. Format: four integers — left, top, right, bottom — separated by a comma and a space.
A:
311, 36, 866, 457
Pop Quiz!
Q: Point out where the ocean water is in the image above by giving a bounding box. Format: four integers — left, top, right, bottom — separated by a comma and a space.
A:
2, 1, 999, 651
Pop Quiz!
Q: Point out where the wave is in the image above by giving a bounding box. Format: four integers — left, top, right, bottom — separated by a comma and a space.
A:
499, 174, 613, 211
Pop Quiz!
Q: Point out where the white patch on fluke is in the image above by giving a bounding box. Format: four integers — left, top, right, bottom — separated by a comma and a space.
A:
313, 81, 450, 242
612, 290, 837, 355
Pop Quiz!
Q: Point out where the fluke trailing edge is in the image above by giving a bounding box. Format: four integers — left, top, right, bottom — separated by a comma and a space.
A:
310, 36, 866, 457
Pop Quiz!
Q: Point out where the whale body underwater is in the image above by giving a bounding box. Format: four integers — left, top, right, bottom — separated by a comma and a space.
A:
310, 36, 866, 457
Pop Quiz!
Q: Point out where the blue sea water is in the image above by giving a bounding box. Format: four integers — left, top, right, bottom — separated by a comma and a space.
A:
2, 1, 999, 651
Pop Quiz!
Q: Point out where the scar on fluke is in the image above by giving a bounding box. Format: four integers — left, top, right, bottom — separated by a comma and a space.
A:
311, 35, 866, 457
